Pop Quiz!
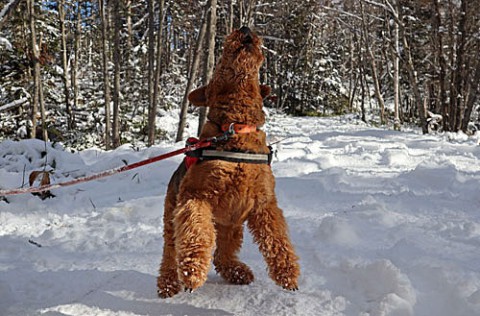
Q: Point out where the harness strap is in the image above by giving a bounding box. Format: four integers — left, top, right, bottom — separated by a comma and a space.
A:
201, 149, 270, 164
184, 123, 272, 169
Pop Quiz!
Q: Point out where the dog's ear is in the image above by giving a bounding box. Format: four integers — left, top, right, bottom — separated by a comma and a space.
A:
260, 85, 271, 99
188, 86, 208, 106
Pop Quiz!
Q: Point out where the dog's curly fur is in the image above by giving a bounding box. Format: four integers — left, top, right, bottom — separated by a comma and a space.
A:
157, 27, 300, 298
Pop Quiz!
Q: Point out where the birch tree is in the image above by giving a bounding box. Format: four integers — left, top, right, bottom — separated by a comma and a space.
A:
99, 0, 111, 149
27, 0, 46, 140
58, 0, 73, 130
149, 0, 166, 146
147, 0, 155, 145
111, 0, 122, 148
359, 1, 386, 124
71, 0, 82, 129
175, 7, 207, 142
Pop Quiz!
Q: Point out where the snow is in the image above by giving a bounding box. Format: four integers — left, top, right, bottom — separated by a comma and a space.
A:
0, 37, 13, 51
1, 114, 480, 316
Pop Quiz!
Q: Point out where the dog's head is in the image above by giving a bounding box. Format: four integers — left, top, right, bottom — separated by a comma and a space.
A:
220, 26, 265, 78
188, 27, 271, 127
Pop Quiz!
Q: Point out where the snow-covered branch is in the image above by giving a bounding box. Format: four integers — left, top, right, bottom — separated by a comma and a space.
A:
0, 97, 28, 112
261, 35, 293, 44
0, 0, 21, 28
320, 5, 362, 21
0, 37, 12, 50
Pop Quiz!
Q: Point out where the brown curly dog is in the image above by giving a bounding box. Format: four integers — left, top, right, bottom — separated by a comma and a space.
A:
157, 26, 300, 298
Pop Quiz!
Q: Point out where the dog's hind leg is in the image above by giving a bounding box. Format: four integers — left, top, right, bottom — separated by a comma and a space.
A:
174, 198, 216, 292
247, 199, 300, 291
213, 224, 254, 285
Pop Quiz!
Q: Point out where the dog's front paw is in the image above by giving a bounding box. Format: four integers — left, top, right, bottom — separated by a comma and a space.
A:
178, 260, 209, 291
276, 275, 299, 291
282, 282, 299, 291
271, 260, 300, 292
157, 273, 181, 298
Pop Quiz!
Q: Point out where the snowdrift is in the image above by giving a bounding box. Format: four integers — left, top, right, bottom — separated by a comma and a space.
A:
1, 115, 480, 315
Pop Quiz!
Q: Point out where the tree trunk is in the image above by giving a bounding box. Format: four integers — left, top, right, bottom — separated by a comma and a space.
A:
175, 8, 208, 142
356, 29, 367, 123
27, 0, 40, 139
461, 27, 480, 133
125, 0, 133, 83
452, 0, 468, 132
197, 0, 217, 136
228, 0, 234, 33
112, 0, 122, 148
392, 2, 401, 131
58, 0, 72, 130
446, 0, 456, 131
397, 3, 428, 133
347, 33, 357, 112
38, 33, 47, 141
359, 60, 367, 123
147, 0, 155, 145
461, 58, 480, 133
242, 0, 257, 26
99, 0, 111, 150
72, 1, 82, 129
149, 0, 166, 146
433, 0, 448, 131
360, 1, 386, 125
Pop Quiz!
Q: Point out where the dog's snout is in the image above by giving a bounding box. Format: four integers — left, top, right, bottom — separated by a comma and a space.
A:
239, 26, 253, 44
239, 26, 251, 35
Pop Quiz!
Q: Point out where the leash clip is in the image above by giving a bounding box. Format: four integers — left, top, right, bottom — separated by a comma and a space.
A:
210, 123, 235, 143
220, 123, 236, 141
226, 123, 236, 136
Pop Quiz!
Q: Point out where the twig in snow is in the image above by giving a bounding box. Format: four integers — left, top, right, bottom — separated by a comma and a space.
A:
28, 239, 42, 248
89, 198, 96, 211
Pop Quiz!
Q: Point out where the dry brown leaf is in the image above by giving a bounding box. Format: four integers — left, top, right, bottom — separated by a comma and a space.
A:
29, 171, 51, 187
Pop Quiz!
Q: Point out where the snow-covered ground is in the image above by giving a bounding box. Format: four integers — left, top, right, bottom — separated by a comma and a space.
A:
1, 114, 480, 316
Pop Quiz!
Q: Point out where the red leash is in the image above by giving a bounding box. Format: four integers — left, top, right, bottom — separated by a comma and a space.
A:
0, 139, 214, 196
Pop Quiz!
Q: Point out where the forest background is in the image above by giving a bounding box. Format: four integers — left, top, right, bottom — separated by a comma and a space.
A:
0, 0, 479, 150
